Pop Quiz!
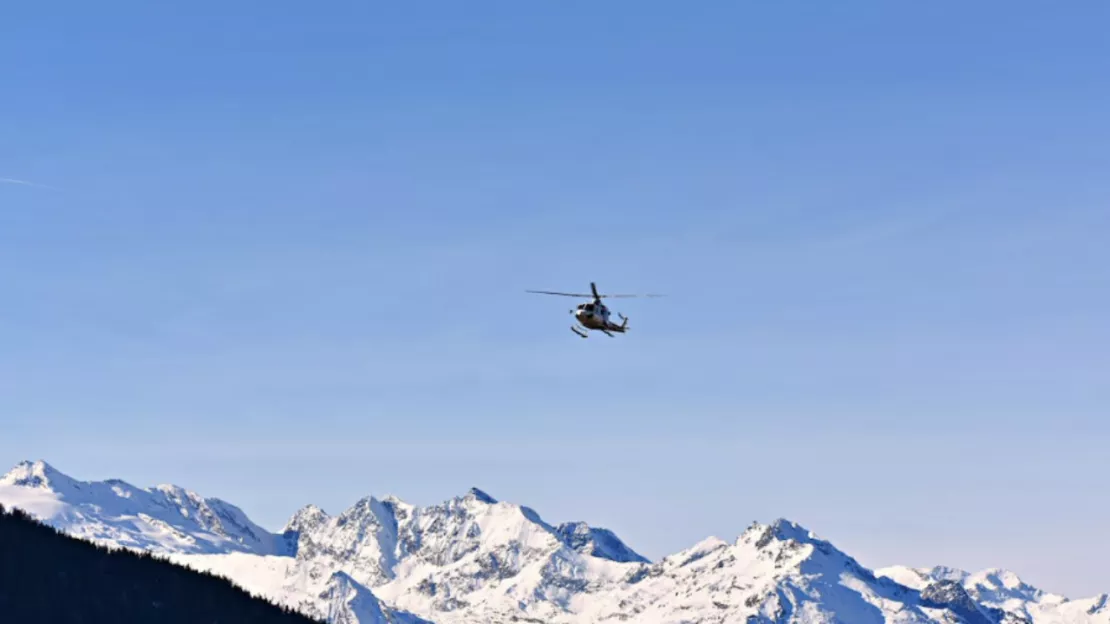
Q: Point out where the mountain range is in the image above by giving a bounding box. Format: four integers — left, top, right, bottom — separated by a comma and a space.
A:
1, 459, 1106, 624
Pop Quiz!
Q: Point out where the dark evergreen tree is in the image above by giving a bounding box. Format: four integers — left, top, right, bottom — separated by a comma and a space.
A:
0, 503, 323, 623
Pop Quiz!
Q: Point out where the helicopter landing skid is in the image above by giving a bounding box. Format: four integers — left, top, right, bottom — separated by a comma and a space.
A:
571, 325, 588, 338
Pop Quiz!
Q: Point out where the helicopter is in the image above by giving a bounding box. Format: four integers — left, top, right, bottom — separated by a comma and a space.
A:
526, 282, 664, 338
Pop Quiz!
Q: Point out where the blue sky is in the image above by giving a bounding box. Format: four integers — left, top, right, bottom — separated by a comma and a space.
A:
2, 0, 1109, 597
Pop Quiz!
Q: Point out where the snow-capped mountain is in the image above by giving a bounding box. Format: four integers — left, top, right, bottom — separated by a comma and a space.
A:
2, 459, 1107, 624
260, 485, 650, 622
555, 519, 649, 563
0, 459, 280, 555
876, 565, 1110, 624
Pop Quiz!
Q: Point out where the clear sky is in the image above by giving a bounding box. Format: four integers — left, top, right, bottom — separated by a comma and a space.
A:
2, 0, 1109, 598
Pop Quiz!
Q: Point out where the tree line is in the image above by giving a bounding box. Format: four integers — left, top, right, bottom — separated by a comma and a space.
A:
0, 503, 323, 623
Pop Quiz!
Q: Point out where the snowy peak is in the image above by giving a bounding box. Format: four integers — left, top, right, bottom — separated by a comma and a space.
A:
738, 517, 863, 572
316, 572, 433, 624
1090, 594, 1109, 614
285, 504, 330, 535
321, 571, 391, 624
288, 495, 403, 585
462, 487, 496, 504
876, 564, 968, 590
153, 484, 267, 546
971, 568, 1027, 589
0, 459, 71, 489
768, 517, 818, 542
690, 518, 847, 574
741, 517, 822, 549
336, 496, 397, 530
650, 534, 729, 573
0, 459, 281, 556
595, 519, 905, 623
876, 564, 1071, 610
603, 518, 1066, 624
279, 484, 652, 619
928, 565, 973, 583
966, 567, 1060, 605
555, 521, 648, 563
920, 580, 1002, 624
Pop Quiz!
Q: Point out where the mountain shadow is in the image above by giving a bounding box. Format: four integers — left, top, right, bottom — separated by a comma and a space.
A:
0, 503, 321, 624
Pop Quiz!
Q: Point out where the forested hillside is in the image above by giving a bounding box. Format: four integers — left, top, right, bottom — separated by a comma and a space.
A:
0, 503, 320, 624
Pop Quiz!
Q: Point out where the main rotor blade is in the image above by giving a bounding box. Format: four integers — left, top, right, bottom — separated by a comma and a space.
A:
527, 288, 666, 298
525, 289, 592, 297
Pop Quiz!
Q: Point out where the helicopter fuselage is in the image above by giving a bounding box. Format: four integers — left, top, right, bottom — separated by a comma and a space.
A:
574, 301, 626, 333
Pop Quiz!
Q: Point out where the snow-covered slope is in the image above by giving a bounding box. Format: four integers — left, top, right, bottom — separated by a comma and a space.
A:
556, 520, 650, 563
0, 459, 280, 555
268, 486, 647, 622
876, 566, 1110, 624
2, 459, 1107, 624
